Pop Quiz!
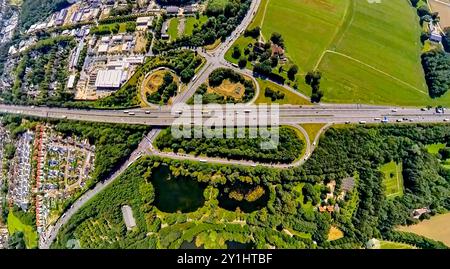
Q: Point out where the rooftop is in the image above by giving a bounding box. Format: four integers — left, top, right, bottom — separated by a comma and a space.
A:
95, 69, 125, 89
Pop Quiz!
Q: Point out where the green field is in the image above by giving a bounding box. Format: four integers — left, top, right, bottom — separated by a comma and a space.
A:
208, 0, 230, 11
300, 123, 326, 143
7, 212, 38, 249
426, 143, 446, 154
184, 15, 208, 36
240, 0, 450, 106
224, 36, 255, 67
293, 183, 321, 216
261, 0, 348, 72
168, 18, 180, 40
380, 161, 404, 198
380, 240, 415, 249
255, 79, 311, 105
426, 143, 450, 169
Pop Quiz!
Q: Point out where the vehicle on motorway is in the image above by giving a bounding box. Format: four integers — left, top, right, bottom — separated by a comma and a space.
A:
232, 63, 239, 68
128, 112, 135, 116
421, 108, 427, 111
374, 117, 381, 121
345, 121, 351, 124
123, 110, 129, 114
192, 75, 197, 81
436, 107, 444, 114
359, 121, 366, 124
62, 115, 67, 119
145, 111, 151, 114
199, 159, 207, 163
409, 119, 414, 122
396, 119, 403, 122
391, 109, 398, 112
444, 118, 449, 122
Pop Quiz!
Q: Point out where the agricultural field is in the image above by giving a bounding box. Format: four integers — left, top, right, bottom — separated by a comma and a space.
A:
255, 79, 311, 105
429, 0, 450, 28
397, 213, 450, 247
208, 80, 246, 100
7, 212, 38, 249
380, 161, 404, 198
260, 0, 348, 72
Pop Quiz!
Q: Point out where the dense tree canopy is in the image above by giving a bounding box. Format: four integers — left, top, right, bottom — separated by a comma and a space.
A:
421, 50, 450, 98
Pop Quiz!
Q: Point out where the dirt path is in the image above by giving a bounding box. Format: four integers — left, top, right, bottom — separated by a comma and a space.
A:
313, 0, 354, 70
178, 17, 185, 36
324, 50, 427, 95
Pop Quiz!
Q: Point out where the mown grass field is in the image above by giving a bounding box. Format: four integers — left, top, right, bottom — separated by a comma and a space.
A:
380, 161, 404, 198
168, 18, 179, 41
300, 123, 326, 143
397, 213, 450, 247
7, 211, 38, 249
255, 79, 311, 105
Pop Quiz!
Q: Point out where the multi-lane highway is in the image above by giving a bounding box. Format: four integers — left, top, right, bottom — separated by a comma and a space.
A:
1, 104, 448, 126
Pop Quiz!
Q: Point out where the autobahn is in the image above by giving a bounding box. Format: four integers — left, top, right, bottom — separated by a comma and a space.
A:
1, 104, 448, 126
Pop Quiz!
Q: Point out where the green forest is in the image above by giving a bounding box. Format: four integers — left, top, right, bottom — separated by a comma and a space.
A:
155, 126, 304, 163
52, 124, 450, 249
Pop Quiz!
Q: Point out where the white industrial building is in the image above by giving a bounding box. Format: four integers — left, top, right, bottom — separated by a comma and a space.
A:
95, 69, 127, 90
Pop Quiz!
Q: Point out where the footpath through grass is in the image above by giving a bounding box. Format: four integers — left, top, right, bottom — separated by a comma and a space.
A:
255, 79, 311, 105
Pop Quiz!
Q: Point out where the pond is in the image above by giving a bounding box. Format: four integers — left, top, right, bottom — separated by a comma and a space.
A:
179, 240, 204, 249
218, 184, 269, 213
152, 165, 206, 213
